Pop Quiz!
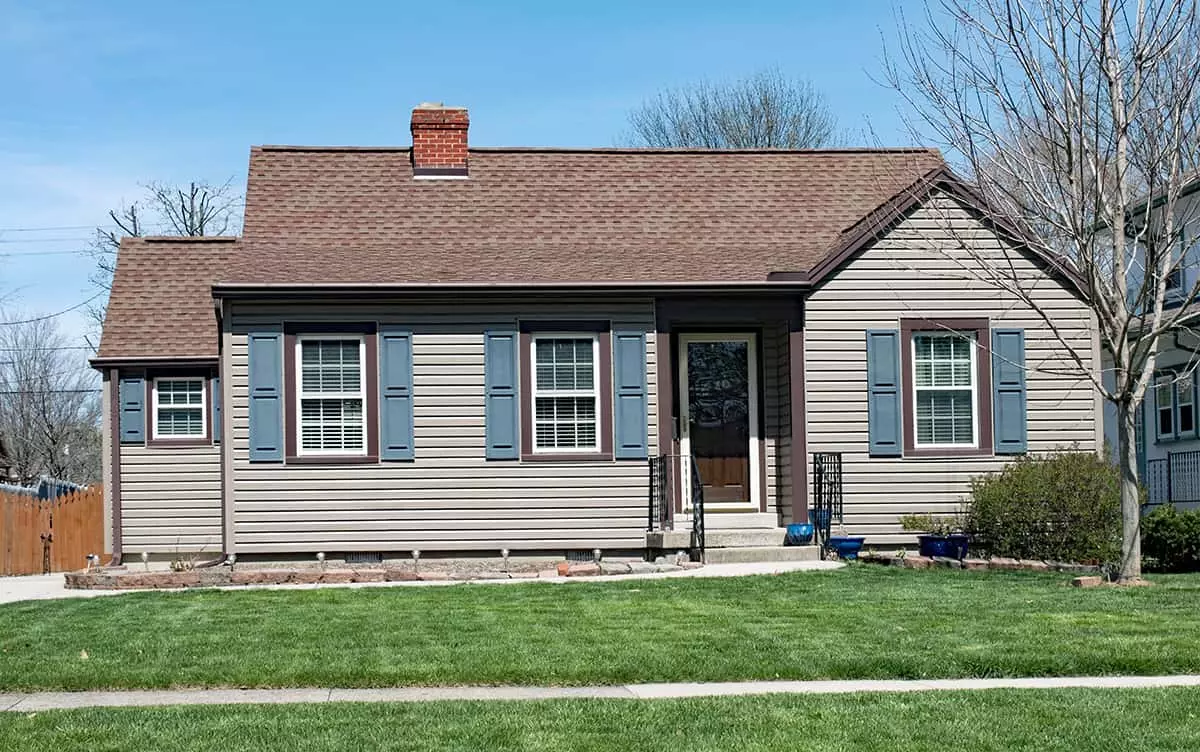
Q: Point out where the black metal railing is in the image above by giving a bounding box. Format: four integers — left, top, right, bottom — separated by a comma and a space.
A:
648, 455, 672, 532
689, 456, 706, 562
646, 454, 706, 562
1146, 449, 1200, 507
812, 452, 844, 556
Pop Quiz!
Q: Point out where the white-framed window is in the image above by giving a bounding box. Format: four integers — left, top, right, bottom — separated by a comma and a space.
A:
911, 332, 977, 448
531, 335, 600, 452
296, 336, 366, 455
152, 378, 206, 439
1157, 373, 1176, 439
1178, 373, 1195, 436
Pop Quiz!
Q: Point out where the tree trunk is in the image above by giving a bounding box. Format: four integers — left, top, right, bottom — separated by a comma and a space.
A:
1117, 399, 1142, 581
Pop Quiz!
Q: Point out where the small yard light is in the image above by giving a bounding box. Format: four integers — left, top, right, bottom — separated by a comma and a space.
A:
593, 548, 602, 563
85, 554, 98, 572
501, 548, 510, 571
140, 551, 150, 571
316, 552, 326, 570
227, 553, 237, 568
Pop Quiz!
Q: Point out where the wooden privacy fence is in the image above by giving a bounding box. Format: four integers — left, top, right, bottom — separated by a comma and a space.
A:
1, 485, 104, 575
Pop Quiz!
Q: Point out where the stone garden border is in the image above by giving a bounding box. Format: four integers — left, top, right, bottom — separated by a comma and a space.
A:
858, 551, 1102, 575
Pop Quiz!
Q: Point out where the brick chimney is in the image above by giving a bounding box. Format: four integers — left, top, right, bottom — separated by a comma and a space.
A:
410, 103, 469, 176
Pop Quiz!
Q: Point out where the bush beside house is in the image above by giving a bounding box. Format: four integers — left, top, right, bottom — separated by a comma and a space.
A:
1142, 506, 1200, 572
965, 450, 1122, 563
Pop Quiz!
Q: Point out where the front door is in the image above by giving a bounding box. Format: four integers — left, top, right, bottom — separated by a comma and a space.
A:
678, 333, 760, 510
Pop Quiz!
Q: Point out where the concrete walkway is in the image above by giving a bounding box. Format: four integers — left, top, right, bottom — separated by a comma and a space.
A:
0, 560, 843, 605
4, 675, 1200, 712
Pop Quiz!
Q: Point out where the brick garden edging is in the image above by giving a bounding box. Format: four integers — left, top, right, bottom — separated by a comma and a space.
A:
858, 552, 1102, 575
63, 560, 701, 590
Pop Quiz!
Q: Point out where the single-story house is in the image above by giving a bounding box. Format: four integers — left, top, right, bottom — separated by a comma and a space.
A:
92, 103, 1102, 563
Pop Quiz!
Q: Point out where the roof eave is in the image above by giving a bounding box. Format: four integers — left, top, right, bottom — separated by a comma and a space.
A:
210, 280, 811, 299
89, 355, 219, 370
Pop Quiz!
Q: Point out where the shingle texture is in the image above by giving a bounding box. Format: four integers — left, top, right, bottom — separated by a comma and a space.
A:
233, 147, 944, 284
96, 237, 235, 360
98, 146, 946, 361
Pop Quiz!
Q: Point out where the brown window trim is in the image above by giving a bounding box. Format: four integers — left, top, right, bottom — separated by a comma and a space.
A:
518, 320, 613, 462
283, 322, 380, 465
145, 367, 216, 448
900, 317, 993, 458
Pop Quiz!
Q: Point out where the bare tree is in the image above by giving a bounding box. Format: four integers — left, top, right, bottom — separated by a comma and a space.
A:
888, 0, 1200, 580
0, 312, 101, 485
626, 67, 837, 148
89, 179, 242, 326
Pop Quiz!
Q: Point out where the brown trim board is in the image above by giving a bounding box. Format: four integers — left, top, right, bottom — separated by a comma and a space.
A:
107, 369, 122, 564
789, 302, 808, 524
900, 317, 994, 458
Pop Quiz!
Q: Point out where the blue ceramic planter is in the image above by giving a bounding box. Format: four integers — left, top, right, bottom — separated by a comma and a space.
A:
917, 534, 970, 560
785, 523, 814, 546
827, 535, 866, 560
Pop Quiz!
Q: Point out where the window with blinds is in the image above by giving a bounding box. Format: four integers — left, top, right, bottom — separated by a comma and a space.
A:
153, 378, 206, 438
297, 337, 365, 454
532, 336, 599, 451
912, 332, 977, 447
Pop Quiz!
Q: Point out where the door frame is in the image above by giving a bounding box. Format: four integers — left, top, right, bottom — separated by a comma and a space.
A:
677, 332, 761, 512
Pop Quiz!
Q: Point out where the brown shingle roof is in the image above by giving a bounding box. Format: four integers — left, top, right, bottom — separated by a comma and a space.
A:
95, 237, 236, 361
98, 146, 948, 362
233, 146, 945, 284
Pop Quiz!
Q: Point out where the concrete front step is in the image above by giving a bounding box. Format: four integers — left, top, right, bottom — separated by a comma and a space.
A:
646, 527, 793, 550
703, 546, 820, 564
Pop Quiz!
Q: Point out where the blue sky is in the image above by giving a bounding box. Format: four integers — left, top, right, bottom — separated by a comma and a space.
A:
0, 0, 920, 349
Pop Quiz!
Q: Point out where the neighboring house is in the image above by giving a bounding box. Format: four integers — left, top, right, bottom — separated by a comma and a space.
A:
1101, 176, 1200, 509
91, 103, 1101, 562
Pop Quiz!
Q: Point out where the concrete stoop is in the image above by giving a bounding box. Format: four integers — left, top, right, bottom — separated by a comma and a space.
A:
646, 525, 819, 564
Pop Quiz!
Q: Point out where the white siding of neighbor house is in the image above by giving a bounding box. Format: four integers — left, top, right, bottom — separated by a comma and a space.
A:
805, 193, 1101, 544
119, 444, 223, 554
226, 299, 660, 553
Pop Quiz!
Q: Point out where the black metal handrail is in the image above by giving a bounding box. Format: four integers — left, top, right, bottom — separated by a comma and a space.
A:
689, 455, 706, 562
648, 455, 671, 532
812, 452, 844, 556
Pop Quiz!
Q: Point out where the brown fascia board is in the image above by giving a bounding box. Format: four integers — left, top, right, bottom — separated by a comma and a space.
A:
255, 144, 940, 156
89, 355, 218, 370
210, 280, 811, 299
802, 166, 1090, 302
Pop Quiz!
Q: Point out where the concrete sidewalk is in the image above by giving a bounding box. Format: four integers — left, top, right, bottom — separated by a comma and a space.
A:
0, 560, 842, 605
4, 675, 1200, 712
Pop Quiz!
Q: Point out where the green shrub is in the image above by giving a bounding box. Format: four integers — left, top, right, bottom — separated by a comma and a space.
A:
1141, 506, 1200, 572
966, 449, 1121, 563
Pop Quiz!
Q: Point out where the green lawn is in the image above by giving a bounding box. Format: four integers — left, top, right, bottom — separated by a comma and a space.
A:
2, 567, 1200, 691
3, 688, 1199, 751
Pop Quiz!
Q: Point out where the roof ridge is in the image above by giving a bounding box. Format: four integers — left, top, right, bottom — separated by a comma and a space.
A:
254, 144, 942, 156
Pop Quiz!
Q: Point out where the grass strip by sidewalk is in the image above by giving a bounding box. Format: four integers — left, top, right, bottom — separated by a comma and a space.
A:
3, 688, 1200, 751
3, 567, 1200, 691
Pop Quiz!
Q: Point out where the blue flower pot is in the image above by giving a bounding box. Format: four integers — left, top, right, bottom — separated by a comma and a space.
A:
785, 523, 814, 546
826, 535, 866, 560
917, 534, 970, 560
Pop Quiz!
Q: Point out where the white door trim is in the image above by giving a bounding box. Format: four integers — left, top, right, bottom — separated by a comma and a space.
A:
677, 332, 760, 512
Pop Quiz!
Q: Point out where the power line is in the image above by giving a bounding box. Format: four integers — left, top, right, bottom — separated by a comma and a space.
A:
0, 389, 100, 395
0, 292, 105, 326
0, 249, 89, 258
0, 346, 95, 352
0, 237, 93, 244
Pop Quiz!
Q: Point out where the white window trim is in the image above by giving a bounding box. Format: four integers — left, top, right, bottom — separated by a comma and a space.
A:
1156, 373, 1176, 441
295, 334, 368, 457
151, 377, 207, 440
911, 331, 979, 450
530, 333, 601, 454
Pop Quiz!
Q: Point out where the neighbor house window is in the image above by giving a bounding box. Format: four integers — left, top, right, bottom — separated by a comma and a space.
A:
1156, 371, 1198, 441
296, 337, 366, 455
911, 331, 978, 448
152, 378, 206, 438
532, 336, 599, 451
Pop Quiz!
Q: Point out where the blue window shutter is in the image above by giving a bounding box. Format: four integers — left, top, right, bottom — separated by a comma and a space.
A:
865, 330, 902, 457
992, 328, 1028, 454
612, 331, 648, 460
484, 330, 519, 459
211, 376, 222, 444
118, 375, 145, 444
247, 329, 284, 462
380, 329, 415, 460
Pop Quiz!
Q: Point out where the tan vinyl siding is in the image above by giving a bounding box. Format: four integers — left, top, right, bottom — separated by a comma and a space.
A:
228, 299, 657, 553
805, 193, 1098, 544
119, 444, 223, 553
